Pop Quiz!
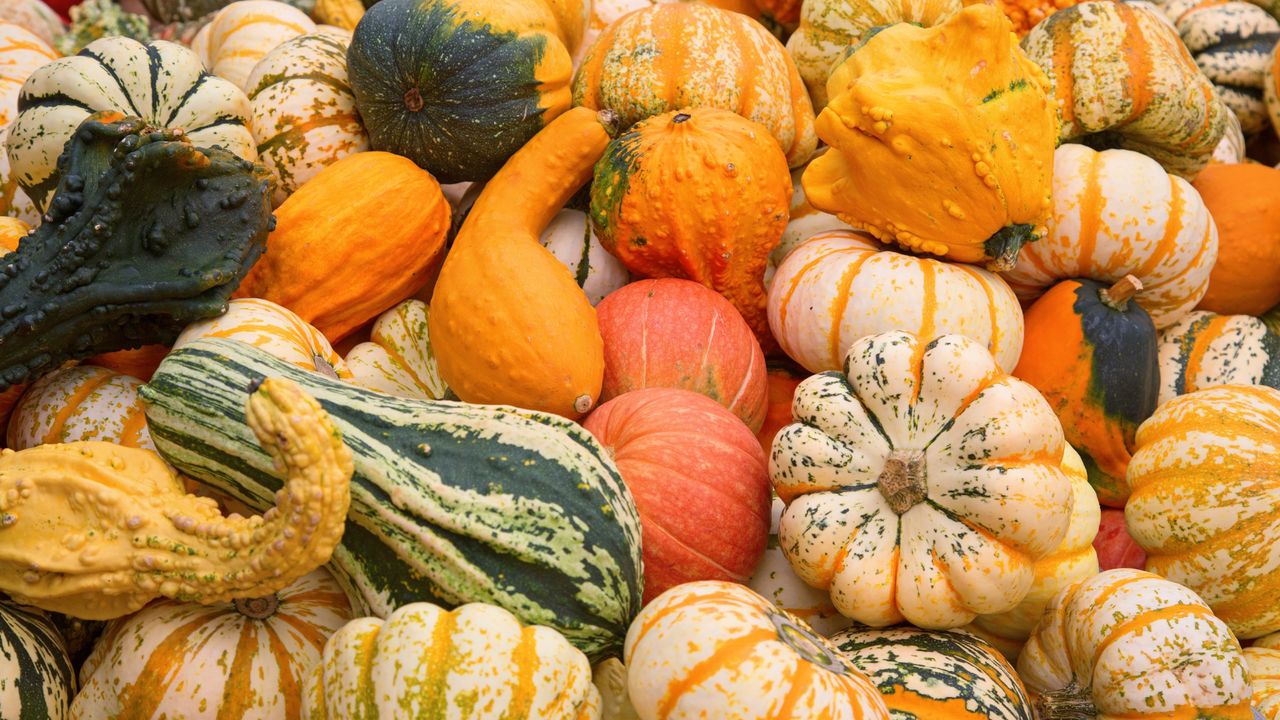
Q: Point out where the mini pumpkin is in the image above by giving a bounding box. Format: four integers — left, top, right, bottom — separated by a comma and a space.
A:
174, 297, 352, 378
0, 0, 63, 46
1247, 634, 1280, 719
7, 366, 152, 450
748, 497, 855, 637
192, 0, 316, 90
1193, 162, 1280, 315
575, 0, 766, 66
0, 22, 58, 131
1156, 310, 1280, 404
344, 299, 448, 401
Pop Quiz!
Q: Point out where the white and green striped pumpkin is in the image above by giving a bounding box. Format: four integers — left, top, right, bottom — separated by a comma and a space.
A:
0, 600, 75, 720
345, 299, 449, 400
302, 601, 602, 719
246, 29, 368, 205
6, 365, 153, 451
5, 36, 256, 211
747, 497, 854, 637
1156, 309, 1280, 405
192, 0, 316, 91
541, 208, 630, 306
1248, 633, 1280, 719
73, 568, 352, 720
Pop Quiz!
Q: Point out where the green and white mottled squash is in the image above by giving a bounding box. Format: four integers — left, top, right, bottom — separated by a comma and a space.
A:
140, 337, 643, 659
247, 30, 368, 205
5, 36, 256, 211
542, 208, 630, 306
0, 600, 75, 720
6, 365, 153, 451
747, 497, 854, 637
344, 299, 449, 400
1156, 309, 1280, 404
192, 0, 317, 90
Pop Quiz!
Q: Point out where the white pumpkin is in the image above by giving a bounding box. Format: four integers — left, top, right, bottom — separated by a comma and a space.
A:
0, 22, 58, 131
192, 0, 316, 90
541, 209, 631, 306
764, 156, 854, 289
747, 496, 854, 637
174, 297, 351, 378
0, 0, 63, 47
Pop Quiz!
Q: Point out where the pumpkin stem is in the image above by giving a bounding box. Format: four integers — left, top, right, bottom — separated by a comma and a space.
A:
403, 87, 424, 113
234, 594, 280, 620
1033, 681, 1097, 720
877, 449, 927, 514
597, 109, 621, 139
672, 112, 692, 124
1099, 275, 1143, 310
983, 223, 1037, 272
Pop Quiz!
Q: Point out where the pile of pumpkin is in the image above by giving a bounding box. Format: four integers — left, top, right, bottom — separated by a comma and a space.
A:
3, 0, 1280, 716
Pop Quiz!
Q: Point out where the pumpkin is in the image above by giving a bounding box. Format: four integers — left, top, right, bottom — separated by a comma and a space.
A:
0, 0, 63, 46
346, 0, 578, 184
591, 108, 792, 348
1193, 163, 1280, 314
770, 331, 1073, 629
0, 127, 37, 224
1126, 383, 1280, 639
756, 361, 805, 455
235, 151, 450, 342
542, 208, 631, 305
72, 568, 352, 720
768, 229, 1025, 375
429, 107, 613, 418
996, 0, 1080, 35
1021, 0, 1231, 180
583, 388, 771, 603
5, 36, 256, 211
316, 0, 365, 28
6, 366, 152, 451
343, 299, 448, 400
748, 497, 854, 636
1012, 276, 1159, 507
1003, 144, 1219, 329
0, 22, 57, 131
0, 600, 75, 719
1018, 569, 1253, 718
1094, 508, 1147, 570
804, 4, 1057, 270
174, 297, 352, 378
1247, 635, 1280, 720
765, 155, 855, 289
624, 581, 890, 718
302, 601, 601, 719
1215, 106, 1249, 163
246, 30, 369, 205
832, 626, 1035, 719
85, 345, 171, 383
191, 0, 316, 90
572, 2, 817, 167
596, 278, 768, 431
575, 0, 766, 66
1156, 310, 1280, 404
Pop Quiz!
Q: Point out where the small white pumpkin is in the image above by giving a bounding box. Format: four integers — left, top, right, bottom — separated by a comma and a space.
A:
192, 0, 316, 90
7, 366, 153, 451
747, 497, 854, 637
541, 209, 631, 306
174, 297, 351, 378
344, 299, 449, 400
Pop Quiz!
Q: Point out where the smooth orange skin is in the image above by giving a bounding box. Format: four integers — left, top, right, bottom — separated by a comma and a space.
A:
236, 152, 450, 342
755, 362, 804, 454
85, 345, 170, 382
1194, 163, 1280, 316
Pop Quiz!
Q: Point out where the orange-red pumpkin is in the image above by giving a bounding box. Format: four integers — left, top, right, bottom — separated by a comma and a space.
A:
1193, 163, 1280, 315
1094, 508, 1146, 571
756, 360, 805, 454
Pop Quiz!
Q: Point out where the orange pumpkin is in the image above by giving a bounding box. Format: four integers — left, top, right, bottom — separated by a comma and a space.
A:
756, 360, 805, 454
591, 109, 791, 350
1192, 163, 1280, 315
85, 345, 170, 382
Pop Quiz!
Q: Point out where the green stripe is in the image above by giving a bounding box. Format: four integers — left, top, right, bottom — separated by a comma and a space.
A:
0, 602, 75, 719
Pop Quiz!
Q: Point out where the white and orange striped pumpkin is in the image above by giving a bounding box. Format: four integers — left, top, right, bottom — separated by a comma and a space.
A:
769, 229, 1025, 375
624, 581, 890, 718
73, 568, 352, 720
1125, 383, 1280, 639
0, 0, 62, 47
1018, 569, 1253, 718
7, 366, 152, 451
1157, 310, 1280, 405
1003, 143, 1219, 330
1247, 633, 1280, 719
748, 497, 854, 637
1, 22, 57, 131
192, 0, 316, 90
344, 299, 448, 400
174, 298, 351, 379
302, 601, 601, 719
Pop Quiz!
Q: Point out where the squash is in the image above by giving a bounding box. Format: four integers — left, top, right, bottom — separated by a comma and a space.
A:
6, 366, 152, 451
1021, 0, 1231, 180
1247, 635, 1280, 720
0, 127, 37, 225
1156, 310, 1280, 405
0, 22, 57, 131
175, 297, 352, 378
1266, 39, 1280, 138
768, 229, 1025, 375
0, 376, 352, 620
0, 217, 25, 432
765, 156, 855, 289
591, 108, 792, 348
542, 208, 630, 306
1003, 144, 1219, 330
142, 337, 643, 659
0, 0, 63, 46
591, 658, 641, 720
235, 151, 450, 342
344, 299, 448, 400
1094, 508, 1147, 570
624, 581, 890, 718
0, 600, 74, 719
1012, 276, 1159, 507
596, 278, 768, 431
572, 3, 817, 167
771, 330, 1072, 629
805, 4, 1056, 270
5, 36, 257, 211
56, 0, 153, 56
191, 0, 316, 90
246, 30, 369, 205
1215, 106, 1249, 163
583, 388, 771, 603
430, 106, 613, 418
576, 0, 766, 66
756, 361, 805, 455
1018, 569, 1253, 719
996, 0, 1080, 35
85, 345, 171, 383
346, 0, 578, 184
73, 568, 352, 720
1125, 383, 1280, 639
747, 497, 854, 637
316, 0, 365, 28
832, 626, 1034, 719
303, 601, 601, 719
1193, 163, 1280, 315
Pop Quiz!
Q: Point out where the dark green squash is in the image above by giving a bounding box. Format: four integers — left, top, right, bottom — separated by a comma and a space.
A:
0, 601, 76, 717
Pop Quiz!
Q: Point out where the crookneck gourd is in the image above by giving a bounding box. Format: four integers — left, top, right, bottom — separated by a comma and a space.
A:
0, 376, 353, 621
0, 114, 272, 391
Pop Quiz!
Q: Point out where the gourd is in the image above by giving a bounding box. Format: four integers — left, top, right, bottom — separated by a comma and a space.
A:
0, 600, 74, 719
755, 361, 805, 455
1021, 0, 1231, 180
1193, 162, 1280, 315
56, 0, 153, 56
304, 602, 600, 720
191, 0, 317, 90
1018, 569, 1253, 718
141, 337, 643, 659
574, 0, 766, 66
1215, 106, 1249, 163
6, 36, 256, 211
541, 208, 630, 306
0, 127, 38, 224
573, 3, 817, 167
1156, 310, 1280, 404
1012, 276, 1159, 507
804, 4, 1057, 270
0, 219, 25, 429
0, 0, 63, 46
591, 108, 792, 348
1094, 508, 1147, 570
246, 30, 369, 205
1247, 634, 1280, 720
430, 106, 613, 418
0, 115, 271, 392
6, 366, 152, 451
236, 151, 450, 342
72, 568, 352, 720
344, 299, 449, 400
0, 376, 353, 620
747, 497, 854, 637
1003, 144, 1219, 330
1125, 384, 1280, 638
770, 330, 1073, 629
596, 279, 768, 431
316, 0, 365, 28
624, 581, 890, 718
174, 297, 351, 379
768, 229, 1025, 375
996, 0, 1080, 35
0, 22, 57, 131
346, 0, 579, 183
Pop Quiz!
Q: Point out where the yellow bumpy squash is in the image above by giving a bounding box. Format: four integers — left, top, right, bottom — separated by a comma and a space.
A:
803, 3, 1056, 270
0, 378, 353, 620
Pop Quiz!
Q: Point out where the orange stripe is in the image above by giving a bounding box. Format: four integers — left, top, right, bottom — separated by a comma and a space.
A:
116, 613, 217, 720
1090, 603, 1217, 673
1130, 174, 1185, 279
657, 629, 774, 717
1050, 20, 1078, 134
118, 405, 148, 448
41, 370, 114, 445
1115, 4, 1155, 127
508, 626, 539, 717
1182, 314, 1231, 394
826, 252, 876, 368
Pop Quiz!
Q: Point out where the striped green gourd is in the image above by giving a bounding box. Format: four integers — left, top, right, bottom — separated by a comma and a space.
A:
0, 601, 76, 719
139, 337, 643, 660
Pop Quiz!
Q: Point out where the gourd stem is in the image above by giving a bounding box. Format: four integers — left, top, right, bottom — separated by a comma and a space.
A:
672, 113, 692, 124
1033, 682, 1097, 720
983, 223, 1037, 272
234, 594, 280, 620
877, 449, 927, 514
597, 109, 621, 138
1099, 274, 1143, 311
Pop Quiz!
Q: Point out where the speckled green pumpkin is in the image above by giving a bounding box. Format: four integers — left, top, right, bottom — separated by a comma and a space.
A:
0, 601, 76, 719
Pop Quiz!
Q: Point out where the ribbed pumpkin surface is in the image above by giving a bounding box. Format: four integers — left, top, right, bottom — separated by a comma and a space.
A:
0, 21, 57, 129
7, 365, 151, 450
1156, 310, 1280, 405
